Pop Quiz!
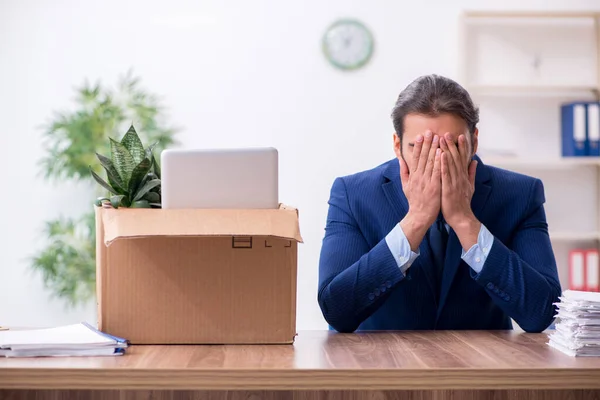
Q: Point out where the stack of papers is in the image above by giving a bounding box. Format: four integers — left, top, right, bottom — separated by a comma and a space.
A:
547, 290, 600, 356
0, 322, 128, 358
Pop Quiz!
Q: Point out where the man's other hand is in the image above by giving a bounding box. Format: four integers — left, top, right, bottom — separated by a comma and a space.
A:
399, 130, 441, 251
440, 132, 480, 250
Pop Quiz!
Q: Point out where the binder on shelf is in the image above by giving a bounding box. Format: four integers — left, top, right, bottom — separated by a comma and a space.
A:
588, 103, 600, 157
585, 249, 600, 292
569, 249, 586, 291
561, 102, 587, 157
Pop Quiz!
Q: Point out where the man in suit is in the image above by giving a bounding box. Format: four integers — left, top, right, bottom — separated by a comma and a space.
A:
317, 74, 561, 333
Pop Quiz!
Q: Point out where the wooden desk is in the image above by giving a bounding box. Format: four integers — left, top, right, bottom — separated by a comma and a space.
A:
1, 330, 600, 400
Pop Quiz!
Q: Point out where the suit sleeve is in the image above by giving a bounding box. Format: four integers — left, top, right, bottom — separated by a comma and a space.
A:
317, 177, 407, 332
471, 178, 561, 333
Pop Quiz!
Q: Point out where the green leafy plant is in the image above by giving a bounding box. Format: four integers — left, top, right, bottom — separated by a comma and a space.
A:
39, 70, 176, 182
91, 125, 162, 208
31, 72, 178, 306
31, 213, 97, 303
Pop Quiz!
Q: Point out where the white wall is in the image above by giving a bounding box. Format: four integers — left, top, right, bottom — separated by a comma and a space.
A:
2, 0, 600, 330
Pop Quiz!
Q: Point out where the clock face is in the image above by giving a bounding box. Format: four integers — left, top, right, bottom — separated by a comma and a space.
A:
322, 19, 374, 71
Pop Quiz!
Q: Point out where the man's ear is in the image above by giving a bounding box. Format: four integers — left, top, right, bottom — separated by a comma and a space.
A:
471, 128, 479, 157
393, 132, 402, 159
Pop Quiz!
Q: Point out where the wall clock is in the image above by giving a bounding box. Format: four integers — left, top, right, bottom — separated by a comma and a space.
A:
322, 19, 374, 71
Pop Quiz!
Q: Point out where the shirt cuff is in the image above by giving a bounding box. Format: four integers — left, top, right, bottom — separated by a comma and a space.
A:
385, 223, 420, 275
461, 223, 494, 274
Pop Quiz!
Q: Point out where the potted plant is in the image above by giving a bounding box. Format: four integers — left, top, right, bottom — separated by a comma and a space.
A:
91, 125, 162, 209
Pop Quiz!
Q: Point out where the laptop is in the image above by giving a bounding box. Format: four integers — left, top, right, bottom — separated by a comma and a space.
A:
160, 147, 279, 209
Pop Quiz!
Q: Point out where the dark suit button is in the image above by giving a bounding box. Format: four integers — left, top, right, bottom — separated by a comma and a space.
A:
486, 282, 494, 290
368, 293, 375, 300
374, 288, 380, 296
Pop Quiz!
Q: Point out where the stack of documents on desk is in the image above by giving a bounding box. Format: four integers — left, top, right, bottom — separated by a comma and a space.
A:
548, 290, 600, 356
0, 322, 128, 358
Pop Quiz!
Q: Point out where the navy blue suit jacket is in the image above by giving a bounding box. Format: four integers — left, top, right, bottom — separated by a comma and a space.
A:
317, 156, 561, 333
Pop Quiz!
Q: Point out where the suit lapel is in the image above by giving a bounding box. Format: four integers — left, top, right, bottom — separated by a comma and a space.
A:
381, 160, 409, 221
381, 160, 437, 299
437, 155, 492, 315
469, 156, 493, 221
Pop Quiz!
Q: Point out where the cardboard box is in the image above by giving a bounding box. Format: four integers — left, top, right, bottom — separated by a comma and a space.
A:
95, 204, 302, 344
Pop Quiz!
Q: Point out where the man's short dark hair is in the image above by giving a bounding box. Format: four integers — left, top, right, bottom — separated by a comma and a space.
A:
391, 74, 479, 142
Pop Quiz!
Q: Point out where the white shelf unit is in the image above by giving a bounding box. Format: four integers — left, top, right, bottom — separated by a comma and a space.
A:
459, 11, 600, 290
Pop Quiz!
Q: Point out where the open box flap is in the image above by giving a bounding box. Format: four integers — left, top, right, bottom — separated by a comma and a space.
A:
99, 205, 303, 245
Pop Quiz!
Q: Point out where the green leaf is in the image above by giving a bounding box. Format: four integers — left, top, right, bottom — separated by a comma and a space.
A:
95, 152, 126, 194
133, 179, 161, 202
145, 141, 161, 179
131, 200, 150, 208
142, 191, 160, 203
121, 125, 146, 164
128, 157, 152, 196
145, 141, 157, 158
151, 152, 161, 179
149, 202, 162, 208
110, 195, 125, 208
94, 197, 110, 206
90, 168, 119, 195
110, 138, 135, 186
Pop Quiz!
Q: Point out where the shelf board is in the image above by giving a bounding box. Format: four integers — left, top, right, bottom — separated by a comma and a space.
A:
467, 85, 599, 98
484, 157, 600, 169
463, 11, 600, 19
550, 231, 600, 241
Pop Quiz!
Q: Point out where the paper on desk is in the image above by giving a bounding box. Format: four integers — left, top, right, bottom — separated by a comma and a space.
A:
0, 322, 128, 358
562, 290, 600, 303
548, 290, 600, 356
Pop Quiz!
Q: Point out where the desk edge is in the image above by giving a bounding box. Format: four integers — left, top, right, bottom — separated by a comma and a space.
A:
1, 368, 600, 390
